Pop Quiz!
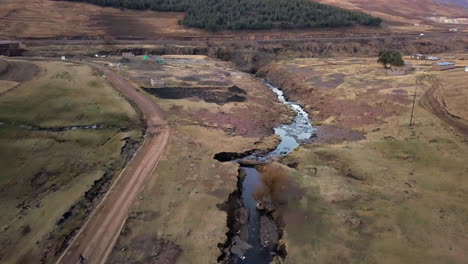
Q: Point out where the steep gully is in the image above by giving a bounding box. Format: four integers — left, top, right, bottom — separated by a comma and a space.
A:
217, 81, 316, 263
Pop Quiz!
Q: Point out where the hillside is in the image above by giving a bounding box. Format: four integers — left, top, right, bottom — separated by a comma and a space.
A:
437, 0, 468, 7
317, 0, 468, 25
59, 0, 382, 30
0, 0, 465, 40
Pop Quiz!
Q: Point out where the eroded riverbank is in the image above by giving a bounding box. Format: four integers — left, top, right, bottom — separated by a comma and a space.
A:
218, 81, 315, 264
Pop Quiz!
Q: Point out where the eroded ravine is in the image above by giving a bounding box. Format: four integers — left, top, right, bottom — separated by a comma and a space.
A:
218, 80, 316, 263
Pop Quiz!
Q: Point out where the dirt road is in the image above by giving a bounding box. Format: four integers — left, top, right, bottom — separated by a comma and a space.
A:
420, 76, 468, 139
56, 62, 169, 264
20, 32, 465, 46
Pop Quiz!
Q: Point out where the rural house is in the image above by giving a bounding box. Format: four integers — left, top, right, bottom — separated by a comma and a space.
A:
122, 52, 134, 59
411, 54, 426, 60
432, 62, 456, 71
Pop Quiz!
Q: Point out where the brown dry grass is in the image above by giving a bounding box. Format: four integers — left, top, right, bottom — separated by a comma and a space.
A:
0, 0, 202, 39
0, 59, 142, 263
318, 0, 468, 26
254, 164, 289, 204
266, 54, 468, 264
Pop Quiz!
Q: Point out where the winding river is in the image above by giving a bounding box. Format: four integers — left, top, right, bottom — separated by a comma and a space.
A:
235, 80, 316, 263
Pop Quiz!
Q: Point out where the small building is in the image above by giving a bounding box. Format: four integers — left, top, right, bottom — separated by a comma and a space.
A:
150, 78, 166, 87
432, 62, 456, 71
0, 40, 24, 56
411, 54, 426, 60
465, 66, 468, 72
427, 56, 440, 61
122, 52, 134, 59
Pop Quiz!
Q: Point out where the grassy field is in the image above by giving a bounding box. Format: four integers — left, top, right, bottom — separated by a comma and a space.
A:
258, 55, 468, 263
0, 60, 142, 263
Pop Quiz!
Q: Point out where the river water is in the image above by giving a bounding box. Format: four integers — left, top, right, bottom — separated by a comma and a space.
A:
235, 80, 315, 263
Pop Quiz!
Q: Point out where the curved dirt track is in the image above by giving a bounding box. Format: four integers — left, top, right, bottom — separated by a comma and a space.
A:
56, 62, 169, 264
420, 79, 468, 139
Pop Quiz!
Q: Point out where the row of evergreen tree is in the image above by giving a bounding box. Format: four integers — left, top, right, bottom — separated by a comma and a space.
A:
58, 0, 382, 30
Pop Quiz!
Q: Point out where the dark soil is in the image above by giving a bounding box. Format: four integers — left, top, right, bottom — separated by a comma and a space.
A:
213, 150, 259, 162
259, 215, 279, 251
38, 136, 142, 264
93, 13, 157, 39
0, 59, 40, 82
228, 85, 247, 94
144, 85, 246, 105
121, 136, 140, 163
217, 169, 245, 263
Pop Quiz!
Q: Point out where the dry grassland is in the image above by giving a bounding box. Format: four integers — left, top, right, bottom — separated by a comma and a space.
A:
258, 55, 468, 263
0, 59, 142, 263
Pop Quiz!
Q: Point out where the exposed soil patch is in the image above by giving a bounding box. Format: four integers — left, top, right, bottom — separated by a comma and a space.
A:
144, 85, 246, 105
189, 106, 285, 138
0, 59, 40, 82
420, 76, 468, 138
392, 89, 407, 94
228, 85, 246, 94
309, 73, 345, 89
120, 136, 141, 163
94, 13, 157, 39
313, 125, 365, 143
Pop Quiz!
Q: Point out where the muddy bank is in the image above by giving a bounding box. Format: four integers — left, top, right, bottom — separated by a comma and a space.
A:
217, 80, 315, 263
143, 85, 246, 105
312, 125, 365, 144
218, 167, 286, 264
